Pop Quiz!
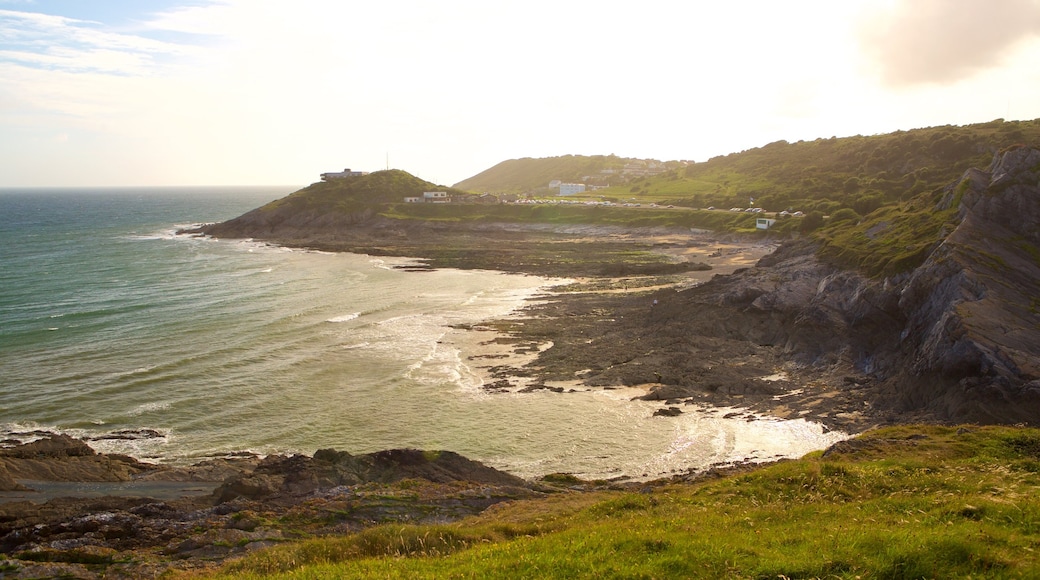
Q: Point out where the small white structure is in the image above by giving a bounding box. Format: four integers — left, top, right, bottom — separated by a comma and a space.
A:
756, 218, 776, 230
403, 196, 422, 203
321, 168, 368, 181
423, 191, 449, 203
559, 183, 586, 196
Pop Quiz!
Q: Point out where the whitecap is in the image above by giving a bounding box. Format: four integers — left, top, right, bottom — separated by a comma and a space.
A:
327, 312, 361, 323
461, 291, 486, 306
107, 365, 159, 381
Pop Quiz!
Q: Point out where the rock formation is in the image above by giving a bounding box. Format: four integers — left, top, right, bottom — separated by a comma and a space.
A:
639, 147, 1040, 424
0, 435, 544, 577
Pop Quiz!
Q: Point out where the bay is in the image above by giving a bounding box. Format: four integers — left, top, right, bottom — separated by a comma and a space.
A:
0, 187, 845, 480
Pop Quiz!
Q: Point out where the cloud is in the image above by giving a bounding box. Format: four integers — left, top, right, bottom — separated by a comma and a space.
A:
858, 0, 1040, 87
0, 8, 197, 75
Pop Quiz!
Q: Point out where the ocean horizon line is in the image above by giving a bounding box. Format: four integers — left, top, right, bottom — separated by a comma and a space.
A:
0, 184, 302, 192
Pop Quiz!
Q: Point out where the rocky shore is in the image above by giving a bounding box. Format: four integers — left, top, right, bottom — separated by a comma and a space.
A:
0, 434, 553, 578
419, 149, 1040, 431
7, 147, 1038, 577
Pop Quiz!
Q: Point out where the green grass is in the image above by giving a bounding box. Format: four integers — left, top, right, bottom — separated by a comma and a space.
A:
379, 202, 765, 232
195, 425, 1040, 579
813, 199, 957, 276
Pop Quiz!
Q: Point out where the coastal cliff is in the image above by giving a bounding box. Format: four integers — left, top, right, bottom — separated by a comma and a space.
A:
553, 147, 1040, 425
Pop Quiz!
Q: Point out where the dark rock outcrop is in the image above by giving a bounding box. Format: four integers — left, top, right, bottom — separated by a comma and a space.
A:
0, 435, 157, 484
213, 448, 530, 503
501, 147, 1040, 428
890, 146, 1040, 421
0, 437, 543, 578
648, 147, 1040, 424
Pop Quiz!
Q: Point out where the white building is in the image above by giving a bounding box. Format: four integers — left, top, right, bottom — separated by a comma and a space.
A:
423, 191, 449, 203
756, 218, 777, 230
403, 197, 422, 203
321, 168, 368, 181
559, 183, 586, 196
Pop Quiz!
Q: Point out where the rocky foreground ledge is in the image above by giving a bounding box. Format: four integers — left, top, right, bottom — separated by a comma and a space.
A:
0, 434, 554, 578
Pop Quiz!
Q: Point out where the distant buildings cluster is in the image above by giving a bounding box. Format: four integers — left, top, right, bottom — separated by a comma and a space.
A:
321, 168, 368, 181
549, 160, 671, 195
403, 192, 450, 203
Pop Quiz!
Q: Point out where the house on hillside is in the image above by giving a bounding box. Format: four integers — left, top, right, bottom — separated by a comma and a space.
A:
423, 191, 449, 203
403, 196, 422, 203
756, 218, 776, 230
321, 168, 368, 181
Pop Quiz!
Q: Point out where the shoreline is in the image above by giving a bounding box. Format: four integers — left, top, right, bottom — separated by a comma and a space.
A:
448, 248, 886, 436
6, 228, 860, 481
448, 236, 872, 428
0, 229, 876, 578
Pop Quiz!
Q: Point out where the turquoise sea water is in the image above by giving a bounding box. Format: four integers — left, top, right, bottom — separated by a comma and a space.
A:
0, 187, 846, 480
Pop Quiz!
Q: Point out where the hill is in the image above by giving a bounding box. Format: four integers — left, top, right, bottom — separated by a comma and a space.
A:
642, 119, 1040, 215
452, 155, 681, 194
453, 119, 1040, 217
446, 118, 1040, 277
263, 169, 465, 209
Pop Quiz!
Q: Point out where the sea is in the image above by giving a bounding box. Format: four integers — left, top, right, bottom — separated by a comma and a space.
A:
0, 186, 847, 481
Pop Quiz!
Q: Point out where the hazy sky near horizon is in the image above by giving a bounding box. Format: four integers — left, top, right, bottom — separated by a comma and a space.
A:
3, 0, 1040, 187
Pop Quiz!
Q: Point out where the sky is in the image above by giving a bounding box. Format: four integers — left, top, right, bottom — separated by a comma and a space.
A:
2, 0, 1040, 188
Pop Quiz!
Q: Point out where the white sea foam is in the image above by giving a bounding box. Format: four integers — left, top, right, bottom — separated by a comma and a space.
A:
461, 291, 486, 306
0, 423, 171, 460
83, 430, 171, 459
376, 314, 424, 326
327, 312, 361, 323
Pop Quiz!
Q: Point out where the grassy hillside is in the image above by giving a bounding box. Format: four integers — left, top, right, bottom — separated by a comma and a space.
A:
378, 201, 773, 232
453, 155, 679, 193
447, 119, 1040, 277
234, 119, 1040, 278
504, 119, 1040, 215
200, 425, 1040, 579
262, 170, 467, 212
